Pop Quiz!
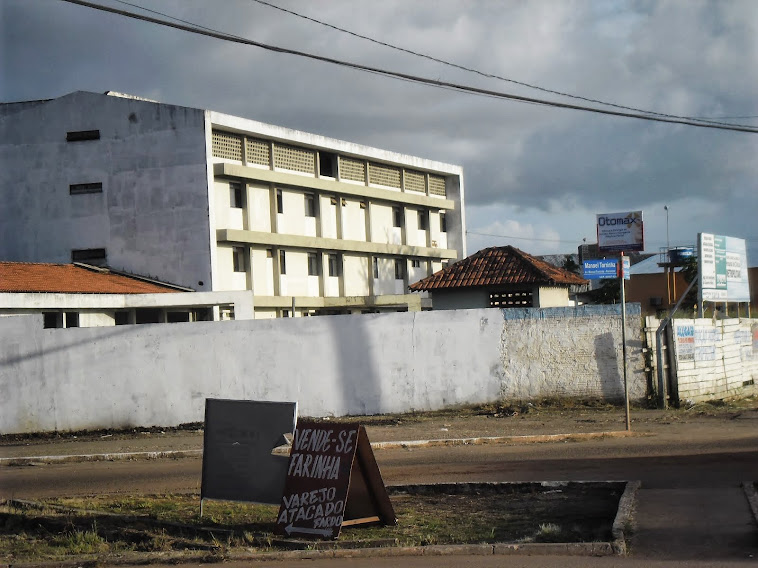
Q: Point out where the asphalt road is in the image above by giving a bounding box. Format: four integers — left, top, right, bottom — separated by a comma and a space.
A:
3, 407, 758, 566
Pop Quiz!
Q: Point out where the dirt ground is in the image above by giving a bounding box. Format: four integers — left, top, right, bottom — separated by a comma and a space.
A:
2, 397, 757, 459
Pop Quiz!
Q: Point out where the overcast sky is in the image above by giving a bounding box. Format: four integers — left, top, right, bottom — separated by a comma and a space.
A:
2, 0, 757, 262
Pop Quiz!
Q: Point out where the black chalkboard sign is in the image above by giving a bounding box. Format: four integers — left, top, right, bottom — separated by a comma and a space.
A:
275, 421, 396, 540
201, 399, 297, 508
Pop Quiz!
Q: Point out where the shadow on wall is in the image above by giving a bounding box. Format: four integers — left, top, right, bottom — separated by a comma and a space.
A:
595, 332, 624, 403
324, 313, 381, 417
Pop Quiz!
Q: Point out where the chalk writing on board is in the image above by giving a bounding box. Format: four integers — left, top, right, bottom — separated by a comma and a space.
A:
276, 423, 358, 536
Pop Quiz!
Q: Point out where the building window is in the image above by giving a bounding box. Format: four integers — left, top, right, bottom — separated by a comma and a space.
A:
66, 129, 100, 142
373, 257, 379, 279
115, 311, 130, 325
418, 210, 427, 230
394, 259, 405, 280
393, 206, 403, 228
307, 252, 321, 276
411, 259, 421, 268
319, 152, 337, 177
489, 290, 533, 308
232, 246, 246, 272
64, 312, 79, 328
72, 248, 107, 266
43, 312, 62, 329
279, 250, 286, 274
440, 212, 447, 233
70, 182, 103, 195
230, 182, 243, 208
304, 193, 316, 217
328, 253, 340, 277
276, 189, 283, 214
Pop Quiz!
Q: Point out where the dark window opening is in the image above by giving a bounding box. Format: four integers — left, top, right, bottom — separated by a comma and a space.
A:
393, 206, 403, 228
319, 152, 337, 177
167, 311, 191, 323
279, 250, 287, 275
489, 290, 533, 308
66, 130, 100, 142
72, 248, 107, 266
418, 210, 427, 230
373, 257, 379, 279
440, 212, 447, 233
135, 308, 161, 324
230, 182, 243, 208
43, 312, 62, 329
328, 253, 340, 277
232, 246, 246, 272
70, 182, 103, 195
64, 312, 79, 328
394, 259, 405, 280
276, 189, 283, 214
115, 311, 130, 325
307, 252, 321, 276
304, 193, 317, 217
411, 259, 421, 268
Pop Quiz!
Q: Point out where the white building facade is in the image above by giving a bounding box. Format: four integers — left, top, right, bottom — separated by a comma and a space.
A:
1, 91, 466, 318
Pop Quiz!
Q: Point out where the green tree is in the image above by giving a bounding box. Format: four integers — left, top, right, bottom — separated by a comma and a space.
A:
562, 255, 580, 274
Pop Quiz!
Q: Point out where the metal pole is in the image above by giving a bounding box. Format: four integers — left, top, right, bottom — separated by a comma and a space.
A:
620, 252, 630, 431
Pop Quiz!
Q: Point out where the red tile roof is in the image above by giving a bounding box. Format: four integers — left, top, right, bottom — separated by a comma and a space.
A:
0, 262, 182, 294
410, 246, 588, 291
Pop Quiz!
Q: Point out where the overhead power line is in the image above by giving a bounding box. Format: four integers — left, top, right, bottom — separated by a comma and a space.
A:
60, 0, 758, 134
249, 0, 753, 130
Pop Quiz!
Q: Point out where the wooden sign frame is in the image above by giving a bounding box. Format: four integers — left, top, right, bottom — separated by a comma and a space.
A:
275, 421, 396, 540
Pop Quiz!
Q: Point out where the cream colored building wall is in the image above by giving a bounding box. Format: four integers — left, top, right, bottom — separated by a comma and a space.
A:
536, 287, 570, 308
248, 184, 272, 232
251, 248, 274, 296
319, 196, 339, 239
369, 204, 396, 244
341, 198, 366, 242
343, 255, 370, 297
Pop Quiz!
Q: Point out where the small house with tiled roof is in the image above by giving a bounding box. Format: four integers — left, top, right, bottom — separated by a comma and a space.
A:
409, 246, 588, 310
0, 262, 253, 327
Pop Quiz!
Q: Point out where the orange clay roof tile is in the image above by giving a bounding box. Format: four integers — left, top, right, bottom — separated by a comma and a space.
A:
0, 262, 181, 294
410, 246, 588, 291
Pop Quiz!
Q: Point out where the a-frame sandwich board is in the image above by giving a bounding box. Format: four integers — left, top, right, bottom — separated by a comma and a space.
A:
275, 421, 396, 540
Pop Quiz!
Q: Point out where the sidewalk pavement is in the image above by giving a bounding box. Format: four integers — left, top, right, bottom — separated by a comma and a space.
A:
1, 404, 755, 464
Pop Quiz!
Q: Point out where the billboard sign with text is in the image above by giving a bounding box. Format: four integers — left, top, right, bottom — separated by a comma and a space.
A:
597, 211, 644, 252
699, 233, 750, 302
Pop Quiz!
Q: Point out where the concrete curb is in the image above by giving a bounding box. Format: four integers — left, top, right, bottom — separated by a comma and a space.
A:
611, 479, 640, 555
743, 481, 758, 525
0, 430, 638, 467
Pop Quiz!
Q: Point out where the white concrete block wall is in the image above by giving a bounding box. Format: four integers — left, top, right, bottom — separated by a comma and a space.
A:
0, 92, 214, 290
1, 305, 648, 434
671, 318, 758, 403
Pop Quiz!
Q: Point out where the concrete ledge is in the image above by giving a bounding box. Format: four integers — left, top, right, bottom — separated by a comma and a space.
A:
0, 449, 202, 467
372, 430, 640, 450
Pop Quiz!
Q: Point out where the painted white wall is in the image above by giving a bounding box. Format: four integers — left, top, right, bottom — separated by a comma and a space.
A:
0, 305, 648, 434
0, 91, 213, 290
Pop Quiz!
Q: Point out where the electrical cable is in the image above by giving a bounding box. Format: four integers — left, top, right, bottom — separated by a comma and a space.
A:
249, 0, 755, 129
60, 0, 758, 134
